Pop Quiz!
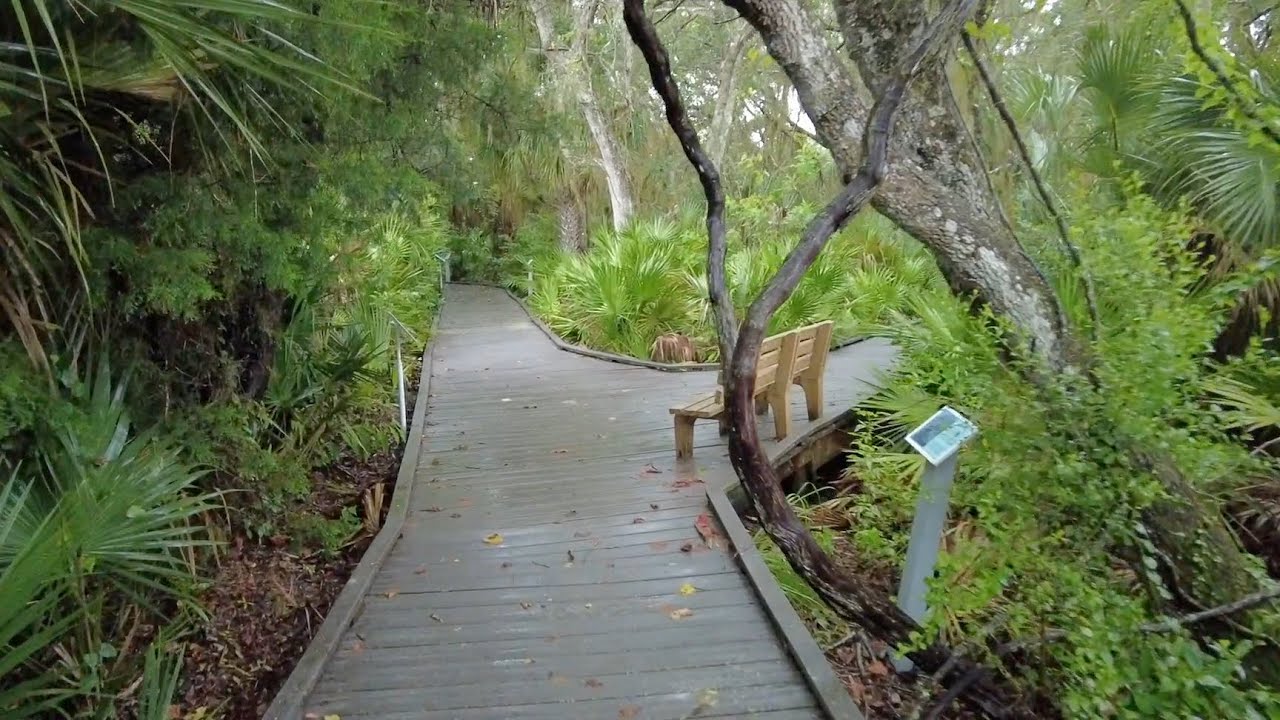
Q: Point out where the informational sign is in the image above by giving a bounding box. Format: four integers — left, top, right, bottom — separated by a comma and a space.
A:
905, 405, 977, 466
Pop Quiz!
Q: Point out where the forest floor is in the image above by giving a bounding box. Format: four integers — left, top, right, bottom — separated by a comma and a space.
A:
174, 447, 398, 719
824, 539, 976, 720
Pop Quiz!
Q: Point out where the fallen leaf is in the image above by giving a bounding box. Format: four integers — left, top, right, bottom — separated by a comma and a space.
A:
324, 715, 342, 720
679, 583, 697, 596
649, 503, 659, 510
849, 679, 867, 703
520, 601, 533, 609
694, 514, 723, 548
585, 678, 604, 688
414, 565, 428, 575
425, 506, 443, 512
670, 475, 704, 489
680, 542, 694, 553
566, 550, 575, 563
553, 448, 569, 454
303, 714, 319, 720
618, 705, 642, 719
867, 660, 890, 677
632, 517, 646, 524
351, 638, 366, 656
642, 463, 661, 474
429, 613, 443, 623
669, 608, 694, 620
500, 561, 513, 569
484, 533, 504, 545
450, 512, 462, 518
548, 672, 570, 686
693, 689, 719, 713
649, 541, 669, 551
384, 589, 399, 599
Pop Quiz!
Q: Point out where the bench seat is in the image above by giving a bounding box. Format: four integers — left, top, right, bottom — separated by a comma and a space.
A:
669, 320, 834, 458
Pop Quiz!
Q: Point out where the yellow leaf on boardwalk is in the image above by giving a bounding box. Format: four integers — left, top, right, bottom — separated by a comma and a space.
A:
484, 533, 504, 545
324, 715, 341, 720
679, 583, 697, 596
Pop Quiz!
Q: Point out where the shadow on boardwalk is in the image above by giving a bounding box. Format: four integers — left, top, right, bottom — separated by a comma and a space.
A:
269, 283, 897, 720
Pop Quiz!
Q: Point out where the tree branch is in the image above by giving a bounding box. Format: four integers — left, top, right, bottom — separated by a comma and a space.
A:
961, 31, 1102, 345
622, 0, 737, 360
625, 0, 1030, 716
1173, 0, 1280, 149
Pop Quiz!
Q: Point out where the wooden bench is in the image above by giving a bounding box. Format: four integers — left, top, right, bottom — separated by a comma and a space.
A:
669, 321, 834, 458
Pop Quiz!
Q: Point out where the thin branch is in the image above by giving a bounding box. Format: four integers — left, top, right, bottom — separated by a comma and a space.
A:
622, 0, 737, 359
1172, 0, 1280, 149
1142, 585, 1280, 633
961, 31, 1101, 344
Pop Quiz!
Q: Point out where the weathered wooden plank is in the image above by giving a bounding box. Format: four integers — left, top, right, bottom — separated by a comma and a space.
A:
333, 612, 767, 662
366, 571, 748, 607
319, 640, 791, 691
354, 586, 759, 631
348, 603, 771, 648
311, 682, 819, 720
307, 660, 801, 713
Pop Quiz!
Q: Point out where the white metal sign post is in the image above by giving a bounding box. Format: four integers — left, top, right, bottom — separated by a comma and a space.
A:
893, 405, 977, 672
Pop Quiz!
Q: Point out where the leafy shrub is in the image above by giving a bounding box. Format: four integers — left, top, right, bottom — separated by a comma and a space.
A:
840, 188, 1280, 717
528, 211, 941, 360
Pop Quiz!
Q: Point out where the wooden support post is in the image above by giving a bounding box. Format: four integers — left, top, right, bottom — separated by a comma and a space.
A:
799, 322, 833, 420
769, 333, 800, 439
675, 415, 696, 458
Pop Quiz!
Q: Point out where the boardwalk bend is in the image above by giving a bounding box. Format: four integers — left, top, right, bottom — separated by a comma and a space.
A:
266, 283, 898, 720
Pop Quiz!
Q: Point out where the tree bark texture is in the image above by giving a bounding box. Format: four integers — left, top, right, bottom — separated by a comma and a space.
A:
706, 25, 753, 169
722, 0, 1076, 371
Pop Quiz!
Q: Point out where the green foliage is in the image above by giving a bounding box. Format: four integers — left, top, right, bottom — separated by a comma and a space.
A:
0, 362, 213, 718
840, 188, 1280, 717
527, 209, 941, 360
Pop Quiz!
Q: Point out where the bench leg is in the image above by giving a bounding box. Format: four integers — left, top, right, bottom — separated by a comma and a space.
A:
769, 389, 791, 440
717, 414, 729, 436
674, 416, 696, 458
798, 374, 824, 420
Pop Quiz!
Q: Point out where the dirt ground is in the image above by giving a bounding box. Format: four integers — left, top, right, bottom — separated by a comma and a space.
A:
174, 450, 399, 719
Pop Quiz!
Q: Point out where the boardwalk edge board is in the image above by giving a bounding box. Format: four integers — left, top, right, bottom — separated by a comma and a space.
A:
454, 280, 868, 372
261, 307, 441, 720
705, 478, 867, 720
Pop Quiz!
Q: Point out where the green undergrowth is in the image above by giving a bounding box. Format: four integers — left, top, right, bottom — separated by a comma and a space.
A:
756, 186, 1280, 718
519, 212, 941, 361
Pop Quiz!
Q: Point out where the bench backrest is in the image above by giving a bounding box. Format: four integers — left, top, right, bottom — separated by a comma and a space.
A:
789, 320, 834, 379
714, 320, 835, 395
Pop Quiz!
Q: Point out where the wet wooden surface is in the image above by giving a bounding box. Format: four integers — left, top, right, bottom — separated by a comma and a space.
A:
303, 284, 897, 719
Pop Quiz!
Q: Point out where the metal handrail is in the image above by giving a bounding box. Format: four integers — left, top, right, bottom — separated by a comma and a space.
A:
388, 313, 417, 432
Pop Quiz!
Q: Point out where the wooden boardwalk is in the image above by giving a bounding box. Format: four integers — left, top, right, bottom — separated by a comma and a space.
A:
279, 284, 897, 720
